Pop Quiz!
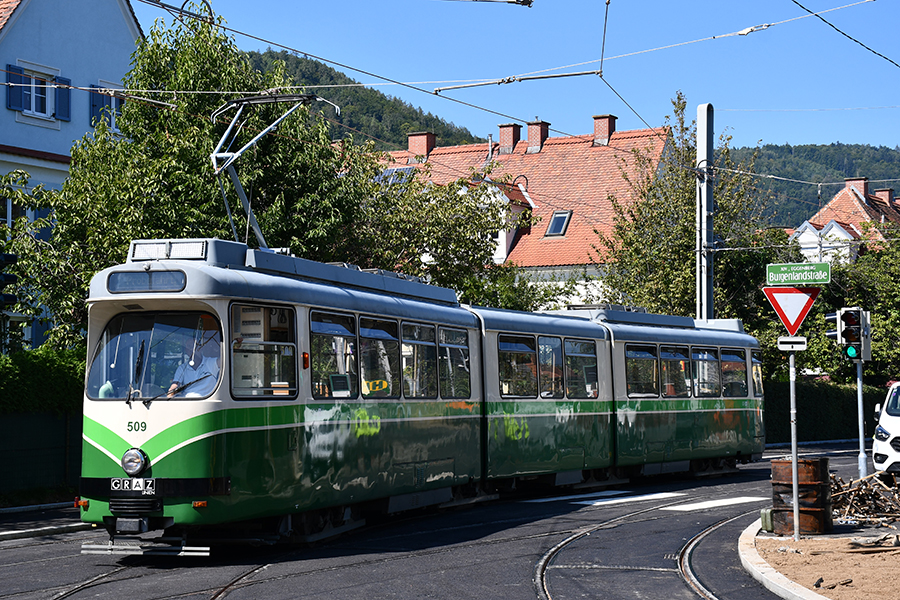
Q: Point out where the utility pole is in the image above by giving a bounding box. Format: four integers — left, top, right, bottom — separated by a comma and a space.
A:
696, 103, 714, 320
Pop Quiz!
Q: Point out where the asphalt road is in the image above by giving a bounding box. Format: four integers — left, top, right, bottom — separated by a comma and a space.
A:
0, 443, 870, 600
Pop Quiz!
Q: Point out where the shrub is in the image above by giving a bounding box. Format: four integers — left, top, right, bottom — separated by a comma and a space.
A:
0, 345, 85, 415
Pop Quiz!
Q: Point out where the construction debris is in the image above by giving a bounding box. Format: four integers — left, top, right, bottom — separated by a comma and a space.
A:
830, 471, 900, 527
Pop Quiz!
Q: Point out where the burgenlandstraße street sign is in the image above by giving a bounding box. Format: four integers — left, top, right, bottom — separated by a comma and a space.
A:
766, 262, 830, 286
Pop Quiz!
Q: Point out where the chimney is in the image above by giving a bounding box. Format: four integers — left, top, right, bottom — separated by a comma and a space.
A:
874, 188, 894, 207
498, 123, 521, 154
593, 114, 617, 146
845, 177, 869, 201
407, 131, 436, 162
527, 120, 550, 154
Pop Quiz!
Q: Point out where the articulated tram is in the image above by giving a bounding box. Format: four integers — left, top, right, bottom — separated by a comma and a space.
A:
78, 238, 764, 555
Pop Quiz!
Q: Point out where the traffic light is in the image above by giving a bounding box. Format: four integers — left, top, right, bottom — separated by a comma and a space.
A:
0, 253, 17, 309
839, 307, 870, 362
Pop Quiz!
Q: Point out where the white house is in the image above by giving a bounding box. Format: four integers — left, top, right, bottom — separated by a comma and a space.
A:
789, 177, 900, 264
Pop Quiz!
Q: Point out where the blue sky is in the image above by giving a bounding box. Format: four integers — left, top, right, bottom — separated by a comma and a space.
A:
131, 0, 899, 150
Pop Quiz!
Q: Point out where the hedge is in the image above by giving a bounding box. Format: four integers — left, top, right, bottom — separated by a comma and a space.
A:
0, 346, 85, 415
763, 380, 885, 445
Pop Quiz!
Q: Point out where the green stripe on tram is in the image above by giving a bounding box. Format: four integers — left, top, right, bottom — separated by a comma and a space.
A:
84, 400, 482, 467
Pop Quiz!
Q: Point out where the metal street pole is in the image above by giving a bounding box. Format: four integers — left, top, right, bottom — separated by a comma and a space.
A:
857, 361, 867, 479
696, 103, 714, 321
789, 351, 800, 541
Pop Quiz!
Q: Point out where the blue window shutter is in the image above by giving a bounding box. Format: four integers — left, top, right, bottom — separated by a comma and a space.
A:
90, 84, 102, 124
55, 76, 71, 121
6, 64, 25, 111
89, 84, 114, 125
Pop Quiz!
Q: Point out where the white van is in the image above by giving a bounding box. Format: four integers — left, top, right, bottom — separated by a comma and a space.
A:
873, 382, 900, 473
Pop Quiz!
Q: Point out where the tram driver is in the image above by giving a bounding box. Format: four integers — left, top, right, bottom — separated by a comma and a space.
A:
168, 327, 221, 398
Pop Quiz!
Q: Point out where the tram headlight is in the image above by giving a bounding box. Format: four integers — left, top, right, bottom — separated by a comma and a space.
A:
121, 448, 149, 476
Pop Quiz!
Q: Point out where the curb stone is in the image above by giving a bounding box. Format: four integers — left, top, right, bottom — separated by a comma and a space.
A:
738, 518, 828, 600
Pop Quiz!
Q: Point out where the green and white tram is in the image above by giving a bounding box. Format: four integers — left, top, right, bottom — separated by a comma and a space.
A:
78, 238, 763, 555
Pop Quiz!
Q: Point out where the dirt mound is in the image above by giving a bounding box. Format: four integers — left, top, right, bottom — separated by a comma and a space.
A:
755, 533, 900, 600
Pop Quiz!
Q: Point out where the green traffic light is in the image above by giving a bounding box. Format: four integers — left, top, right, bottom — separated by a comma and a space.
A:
846, 346, 860, 359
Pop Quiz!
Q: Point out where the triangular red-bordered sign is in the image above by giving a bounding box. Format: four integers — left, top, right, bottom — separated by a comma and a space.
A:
763, 287, 820, 336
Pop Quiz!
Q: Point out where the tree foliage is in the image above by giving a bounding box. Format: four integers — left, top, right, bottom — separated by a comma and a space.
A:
594, 92, 800, 376
2, 7, 562, 347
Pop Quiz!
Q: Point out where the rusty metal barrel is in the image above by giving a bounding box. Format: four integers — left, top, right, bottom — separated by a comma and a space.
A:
770, 457, 833, 535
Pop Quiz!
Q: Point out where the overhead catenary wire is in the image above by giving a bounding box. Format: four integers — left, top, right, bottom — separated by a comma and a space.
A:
789, 0, 900, 71
3, 60, 888, 240
10, 2, 893, 245
433, 0, 877, 93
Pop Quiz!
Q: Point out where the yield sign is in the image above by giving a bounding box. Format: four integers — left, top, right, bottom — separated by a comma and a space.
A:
763, 287, 820, 336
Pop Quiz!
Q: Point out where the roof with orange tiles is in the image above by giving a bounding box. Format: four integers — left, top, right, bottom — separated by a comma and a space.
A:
807, 179, 900, 241
389, 126, 668, 268
0, 0, 21, 33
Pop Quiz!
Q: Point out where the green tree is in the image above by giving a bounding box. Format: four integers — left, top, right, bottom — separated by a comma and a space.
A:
6, 11, 382, 346
819, 224, 900, 385
3, 6, 570, 346
594, 92, 798, 374
351, 164, 574, 312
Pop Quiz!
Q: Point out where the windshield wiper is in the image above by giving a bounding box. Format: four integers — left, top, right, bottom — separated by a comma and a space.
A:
144, 373, 213, 407
126, 340, 146, 406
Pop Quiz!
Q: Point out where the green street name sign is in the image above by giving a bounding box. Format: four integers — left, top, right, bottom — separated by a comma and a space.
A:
766, 262, 831, 286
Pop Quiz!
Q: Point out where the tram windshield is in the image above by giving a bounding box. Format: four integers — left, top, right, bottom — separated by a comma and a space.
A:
86, 312, 221, 400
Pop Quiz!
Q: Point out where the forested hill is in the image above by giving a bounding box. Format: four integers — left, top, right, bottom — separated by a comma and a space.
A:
732, 143, 900, 228
246, 50, 482, 150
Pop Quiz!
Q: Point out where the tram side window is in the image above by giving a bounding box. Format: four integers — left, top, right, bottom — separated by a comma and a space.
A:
660, 346, 691, 398
564, 339, 598, 399
499, 334, 537, 397
310, 311, 359, 399
625, 345, 659, 397
751, 351, 764, 398
692, 348, 721, 397
231, 305, 297, 398
721, 348, 749, 398
539, 336, 564, 399
359, 317, 401, 399
402, 323, 437, 398
439, 328, 470, 399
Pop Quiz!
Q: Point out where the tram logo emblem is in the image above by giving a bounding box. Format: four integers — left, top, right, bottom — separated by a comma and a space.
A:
110, 477, 156, 495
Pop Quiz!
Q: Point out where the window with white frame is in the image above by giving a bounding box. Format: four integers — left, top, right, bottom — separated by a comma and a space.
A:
6, 61, 70, 122
545, 210, 572, 236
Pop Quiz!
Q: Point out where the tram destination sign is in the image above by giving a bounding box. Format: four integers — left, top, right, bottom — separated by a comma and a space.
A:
766, 262, 830, 286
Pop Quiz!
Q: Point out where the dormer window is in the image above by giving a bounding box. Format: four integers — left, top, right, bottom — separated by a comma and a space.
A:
546, 210, 572, 236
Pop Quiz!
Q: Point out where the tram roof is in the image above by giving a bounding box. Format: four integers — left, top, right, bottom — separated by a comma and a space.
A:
472, 306, 608, 339
547, 308, 759, 348
89, 239, 477, 327
120, 238, 460, 305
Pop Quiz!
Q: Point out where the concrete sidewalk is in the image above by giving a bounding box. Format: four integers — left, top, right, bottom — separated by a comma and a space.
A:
0, 502, 94, 541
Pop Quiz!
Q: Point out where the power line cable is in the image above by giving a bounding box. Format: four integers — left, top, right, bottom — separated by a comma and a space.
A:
434, 0, 876, 92
789, 0, 900, 71
133, 0, 582, 138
